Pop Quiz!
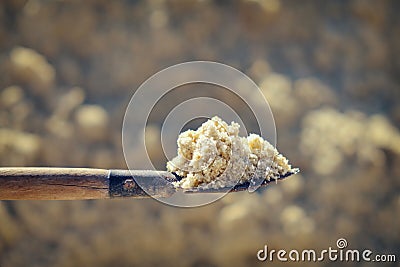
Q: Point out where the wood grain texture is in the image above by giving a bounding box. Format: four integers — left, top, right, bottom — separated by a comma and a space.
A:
0, 168, 109, 200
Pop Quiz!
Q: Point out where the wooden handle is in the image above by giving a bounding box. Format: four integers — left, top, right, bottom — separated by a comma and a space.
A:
0, 167, 178, 200
0, 167, 110, 200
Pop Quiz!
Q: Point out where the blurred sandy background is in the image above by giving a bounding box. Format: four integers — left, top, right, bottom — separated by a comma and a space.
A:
0, 0, 399, 266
